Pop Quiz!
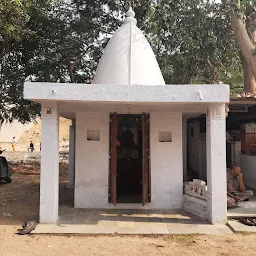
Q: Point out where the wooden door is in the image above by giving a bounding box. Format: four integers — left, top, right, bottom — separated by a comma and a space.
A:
109, 113, 118, 205
141, 113, 150, 205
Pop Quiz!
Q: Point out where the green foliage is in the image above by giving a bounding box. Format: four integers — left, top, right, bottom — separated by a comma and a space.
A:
149, 0, 243, 87
1, 0, 252, 123
0, 0, 54, 123
0, 0, 30, 39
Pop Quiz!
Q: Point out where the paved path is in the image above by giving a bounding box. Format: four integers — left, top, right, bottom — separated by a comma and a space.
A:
32, 208, 232, 234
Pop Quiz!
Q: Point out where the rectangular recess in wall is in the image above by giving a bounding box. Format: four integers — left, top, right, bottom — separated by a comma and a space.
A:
159, 131, 172, 142
87, 130, 100, 141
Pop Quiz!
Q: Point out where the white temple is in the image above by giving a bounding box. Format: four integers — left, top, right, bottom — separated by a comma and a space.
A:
24, 8, 229, 224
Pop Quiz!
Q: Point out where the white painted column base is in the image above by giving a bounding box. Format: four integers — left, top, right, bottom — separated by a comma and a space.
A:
40, 103, 59, 223
206, 104, 227, 224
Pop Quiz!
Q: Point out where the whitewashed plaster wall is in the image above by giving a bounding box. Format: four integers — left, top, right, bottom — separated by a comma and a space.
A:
199, 134, 207, 181
240, 154, 256, 189
150, 112, 183, 209
67, 122, 75, 188
75, 111, 109, 208
75, 111, 183, 209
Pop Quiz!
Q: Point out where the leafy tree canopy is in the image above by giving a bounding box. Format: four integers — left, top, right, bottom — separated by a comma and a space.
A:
1, 0, 252, 123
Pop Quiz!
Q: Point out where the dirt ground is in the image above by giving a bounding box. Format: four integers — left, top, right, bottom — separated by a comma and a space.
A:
1, 153, 256, 256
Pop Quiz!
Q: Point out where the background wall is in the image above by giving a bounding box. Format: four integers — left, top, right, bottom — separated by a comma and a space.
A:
240, 154, 256, 189
187, 120, 200, 174
187, 120, 207, 181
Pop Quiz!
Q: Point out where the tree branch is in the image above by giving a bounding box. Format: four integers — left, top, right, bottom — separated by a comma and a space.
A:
119, 0, 126, 12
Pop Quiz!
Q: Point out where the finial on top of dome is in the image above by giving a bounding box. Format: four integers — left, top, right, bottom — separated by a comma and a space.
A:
123, 7, 137, 25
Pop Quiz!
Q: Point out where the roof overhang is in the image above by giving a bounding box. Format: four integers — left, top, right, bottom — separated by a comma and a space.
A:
229, 100, 256, 105
24, 82, 230, 104
229, 99, 256, 113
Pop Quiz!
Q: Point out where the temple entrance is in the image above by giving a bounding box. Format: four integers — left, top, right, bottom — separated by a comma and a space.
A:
117, 114, 142, 203
109, 113, 150, 205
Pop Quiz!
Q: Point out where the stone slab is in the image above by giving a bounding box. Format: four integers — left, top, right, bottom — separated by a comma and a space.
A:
227, 220, 256, 233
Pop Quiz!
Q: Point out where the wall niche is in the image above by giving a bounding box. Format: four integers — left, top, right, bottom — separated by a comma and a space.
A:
159, 131, 172, 142
87, 130, 100, 141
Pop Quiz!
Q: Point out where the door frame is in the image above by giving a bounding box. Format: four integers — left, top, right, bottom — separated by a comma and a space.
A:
108, 113, 151, 205
109, 113, 118, 205
141, 113, 150, 205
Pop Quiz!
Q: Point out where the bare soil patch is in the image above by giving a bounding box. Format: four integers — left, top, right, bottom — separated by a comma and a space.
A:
1, 152, 256, 256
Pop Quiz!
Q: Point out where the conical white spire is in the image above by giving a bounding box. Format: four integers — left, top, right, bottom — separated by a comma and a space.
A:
123, 7, 137, 25
93, 8, 165, 85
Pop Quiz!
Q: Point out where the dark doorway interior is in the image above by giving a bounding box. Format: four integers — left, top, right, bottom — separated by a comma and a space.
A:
116, 114, 142, 203
226, 142, 232, 168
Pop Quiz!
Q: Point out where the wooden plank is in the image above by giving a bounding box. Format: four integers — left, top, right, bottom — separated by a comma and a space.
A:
110, 113, 117, 205
142, 113, 150, 205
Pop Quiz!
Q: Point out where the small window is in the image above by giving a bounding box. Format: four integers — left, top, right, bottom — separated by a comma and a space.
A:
159, 131, 172, 142
87, 130, 100, 141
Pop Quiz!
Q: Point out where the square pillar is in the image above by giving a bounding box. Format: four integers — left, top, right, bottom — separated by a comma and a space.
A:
40, 103, 59, 223
67, 120, 75, 188
206, 104, 227, 224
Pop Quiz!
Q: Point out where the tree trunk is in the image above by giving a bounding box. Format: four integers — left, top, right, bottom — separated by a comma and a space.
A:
231, 13, 256, 77
244, 60, 256, 93
243, 3, 256, 94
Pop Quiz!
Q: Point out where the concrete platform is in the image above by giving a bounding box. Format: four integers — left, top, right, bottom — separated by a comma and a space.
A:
227, 220, 256, 233
32, 208, 232, 235
227, 201, 256, 217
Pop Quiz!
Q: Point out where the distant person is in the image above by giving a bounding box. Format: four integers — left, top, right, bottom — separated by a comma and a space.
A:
11, 137, 16, 152
29, 141, 34, 152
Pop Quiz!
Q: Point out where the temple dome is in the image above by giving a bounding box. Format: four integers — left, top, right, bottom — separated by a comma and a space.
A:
93, 7, 165, 85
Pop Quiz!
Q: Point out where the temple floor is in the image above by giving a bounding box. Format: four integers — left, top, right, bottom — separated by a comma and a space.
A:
32, 207, 232, 234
